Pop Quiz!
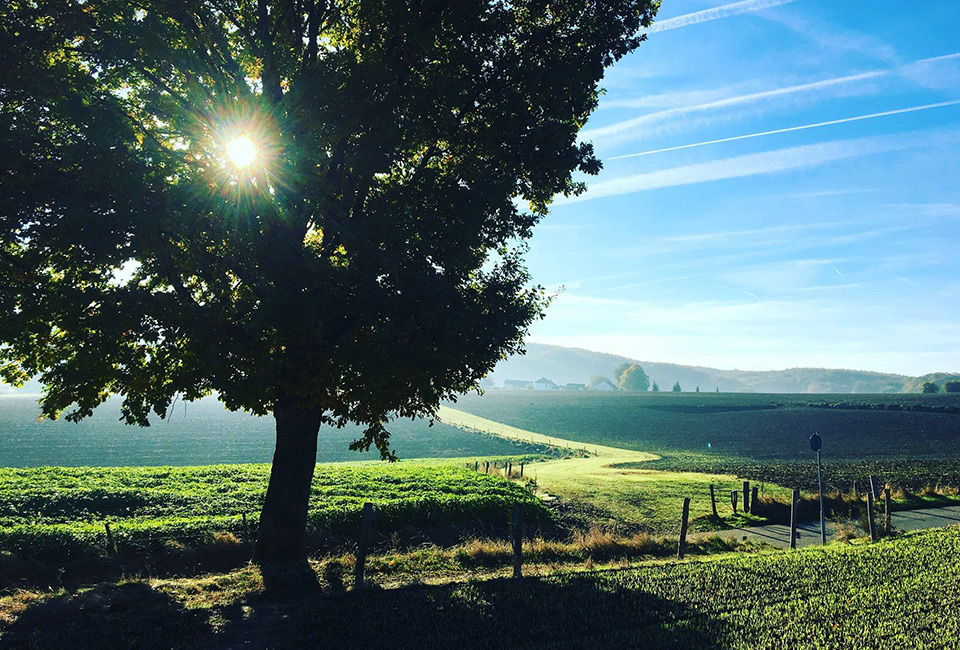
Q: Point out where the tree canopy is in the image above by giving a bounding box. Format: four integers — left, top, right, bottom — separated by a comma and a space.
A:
1, 0, 659, 569
672, 381, 682, 392
922, 381, 941, 394
617, 363, 649, 392
1, 0, 656, 444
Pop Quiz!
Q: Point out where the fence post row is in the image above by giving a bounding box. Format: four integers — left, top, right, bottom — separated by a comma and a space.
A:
677, 497, 691, 560
354, 502, 374, 590
789, 488, 799, 550
866, 490, 877, 541
511, 503, 523, 579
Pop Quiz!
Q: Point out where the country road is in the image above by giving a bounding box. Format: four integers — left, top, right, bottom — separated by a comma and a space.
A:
702, 504, 960, 548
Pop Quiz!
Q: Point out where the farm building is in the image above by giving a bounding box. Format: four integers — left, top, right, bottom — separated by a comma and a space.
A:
565, 383, 586, 390
503, 379, 533, 390
534, 377, 559, 391
590, 378, 617, 391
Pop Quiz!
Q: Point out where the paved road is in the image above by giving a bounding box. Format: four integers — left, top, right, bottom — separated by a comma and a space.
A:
701, 504, 960, 548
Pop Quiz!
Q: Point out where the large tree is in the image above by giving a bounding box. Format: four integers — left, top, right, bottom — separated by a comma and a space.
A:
617, 363, 649, 392
0, 0, 658, 574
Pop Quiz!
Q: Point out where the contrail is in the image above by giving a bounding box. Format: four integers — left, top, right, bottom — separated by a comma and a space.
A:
608, 99, 960, 160
647, 0, 800, 33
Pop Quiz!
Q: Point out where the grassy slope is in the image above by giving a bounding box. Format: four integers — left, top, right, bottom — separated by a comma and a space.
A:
451, 392, 960, 493
452, 392, 960, 460
0, 462, 541, 561
441, 406, 785, 534
3, 527, 958, 649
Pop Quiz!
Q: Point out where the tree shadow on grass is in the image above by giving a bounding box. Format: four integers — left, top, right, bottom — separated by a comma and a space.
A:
226, 571, 735, 650
2, 571, 735, 650
0, 582, 209, 650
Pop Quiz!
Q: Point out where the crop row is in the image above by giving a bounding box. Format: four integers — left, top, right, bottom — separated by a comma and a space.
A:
452, 391, 960, 462
290, 527, 960, 649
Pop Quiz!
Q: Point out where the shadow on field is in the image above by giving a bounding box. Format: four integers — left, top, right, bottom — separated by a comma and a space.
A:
223, 572, 734, 650
0, 582, 208, 650
2, 571, 734, 649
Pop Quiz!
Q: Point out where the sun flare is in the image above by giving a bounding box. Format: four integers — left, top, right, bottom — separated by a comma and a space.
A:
226, 136, 256, 168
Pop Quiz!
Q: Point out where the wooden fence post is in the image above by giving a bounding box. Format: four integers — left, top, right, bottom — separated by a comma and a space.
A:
883, 488, 891, 533
869, 475, 881, 499
742, 481, 750, 514
709, 484, 718, 518
730, 490, 738, 515
520, 462, 524, 478
241, 513, 252, 549
751, 486, 759, 516
354, 502, 374, 590
508, 462, 513, 478
789, 489, 799, 550
677, 497, 691, 559
866, 491, 877, 541
104, 522, 117, 556
511, 503, 523, 579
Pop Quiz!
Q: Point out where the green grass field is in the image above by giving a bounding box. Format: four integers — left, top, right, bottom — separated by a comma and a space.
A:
451, 392, 960, 491
0, 463, 543, 562
0, 396, 554, 466
4, 526, 958, 649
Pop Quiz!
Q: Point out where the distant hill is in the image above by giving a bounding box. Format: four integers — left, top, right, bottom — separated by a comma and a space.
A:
489, 343, 960, 394
4, 346, 958, 396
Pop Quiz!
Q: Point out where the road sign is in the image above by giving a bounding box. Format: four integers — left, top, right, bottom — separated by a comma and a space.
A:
810, 432, 822, 452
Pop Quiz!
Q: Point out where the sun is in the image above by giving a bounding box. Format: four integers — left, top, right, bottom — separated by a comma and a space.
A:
226, 136, 256, 168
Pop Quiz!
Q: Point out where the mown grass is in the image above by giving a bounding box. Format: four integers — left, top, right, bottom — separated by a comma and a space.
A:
3, 526, 959, 649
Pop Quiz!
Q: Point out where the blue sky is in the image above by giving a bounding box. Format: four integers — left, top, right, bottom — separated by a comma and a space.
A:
526, 0, 960, 376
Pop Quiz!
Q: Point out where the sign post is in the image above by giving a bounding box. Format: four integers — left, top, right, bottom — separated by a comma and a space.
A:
810, 432, 826, 545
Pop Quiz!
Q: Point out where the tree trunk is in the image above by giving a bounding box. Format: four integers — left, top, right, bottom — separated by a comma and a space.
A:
256, 399, 323, 576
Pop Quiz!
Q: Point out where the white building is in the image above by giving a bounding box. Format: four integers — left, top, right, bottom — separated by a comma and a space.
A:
534, 377, 559, 391
589, 378, 617, 391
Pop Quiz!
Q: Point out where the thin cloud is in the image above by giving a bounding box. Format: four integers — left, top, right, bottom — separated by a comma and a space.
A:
647, 0, 800, 33
607, 99, 960, 160
601, 274, 702, 292
583, 52, 960, 146
558, 128, 960, 204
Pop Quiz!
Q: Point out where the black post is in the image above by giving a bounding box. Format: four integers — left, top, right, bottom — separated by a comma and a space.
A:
789, 489, 799, 550
866, 491, 877, 541
743, 481, 750, 514
869, 475, 881, 500
883, 488, 892, 533
104, 522, 117, 556
354, 502, 374, 589
709, 484, 718, 518
731, 490, 739, 515
678, 497, 691, 559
